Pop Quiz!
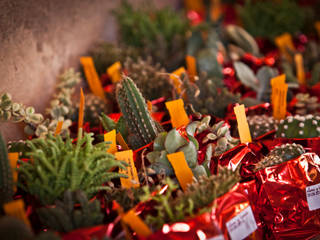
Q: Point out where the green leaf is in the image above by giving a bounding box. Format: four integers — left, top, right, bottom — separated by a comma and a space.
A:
164, 129, 188, 153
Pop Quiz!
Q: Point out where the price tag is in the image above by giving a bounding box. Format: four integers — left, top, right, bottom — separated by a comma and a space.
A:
170, 67, 186, 94
294, 53, 306, 86
306, 183, 320, 211
165, 99, 190, 128
116, 132, 130, 150
275, 33, 295, 62
78, 88, 85, 131
122, 209, 152, 237
272, 83, 288, 120
8, 152, 18, 191
80, 57, 106, 100
104, 129, 117, 154
115, 150, 140, 188
3, 199, 31, 227
234, 104, 252, 144
167, 152, 194, 191
270, 74, 286, 106
54, 121, 63, 136
226, 206, 257, 240
107, 61, 122, 83
315, 22, 320, 38
186, 55, 197, 80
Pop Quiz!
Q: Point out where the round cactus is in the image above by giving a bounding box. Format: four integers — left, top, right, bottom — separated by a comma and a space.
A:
276, 114, 320, 138
247, 114, 275, 139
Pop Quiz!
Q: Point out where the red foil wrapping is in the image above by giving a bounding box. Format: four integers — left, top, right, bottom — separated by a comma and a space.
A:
255, 153, 320, 239
62, 225, 111, 240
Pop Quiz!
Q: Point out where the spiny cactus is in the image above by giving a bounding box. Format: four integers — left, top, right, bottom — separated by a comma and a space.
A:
124, 57, 175, 100
0, 216, 34, 240
17, 129, 127, 205
255, 143, 305, 171
0, 133, 14, 207
38, 190, 104, 233
116, 76, 164, 149
182, 72, 240, 118
100, 113, 129, 141
141, 167, 240, 230
247, 115, 275, 139
294, 93, 320, 115
276, 114, 320, 138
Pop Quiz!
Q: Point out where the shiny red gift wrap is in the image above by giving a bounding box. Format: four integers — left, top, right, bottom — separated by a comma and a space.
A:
62, 225, 111, 240
255, 153, 320, 239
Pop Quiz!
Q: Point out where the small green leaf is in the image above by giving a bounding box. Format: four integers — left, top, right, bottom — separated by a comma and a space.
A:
153, 132, 167, 151
164, 128, 188, 153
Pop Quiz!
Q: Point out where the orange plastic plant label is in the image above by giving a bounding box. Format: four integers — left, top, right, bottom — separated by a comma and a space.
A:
234, 104, 252, 144
8, 152, 18, 191
80, 56, 106, 100
104, 129, 117, 154
122, 209, 152, 237
210, 0, 222, 22
116, 133, 130, 150
294, 53, 306, 86
167, 152, 194, 191
186, 55, 197, 80
315, 22, 320, 38
170, 67, 186, 94
107, 61, 122, 83
147, 100, 152, 113
115, 150, 140, 188
184, 0, 204, 12
54, 121, 63, 136
272, 83, 288, 120
165, 99, 190, 128
78, 88, 85, 131
3, 199, 31, 227
270, 74, 286, 106
274, 33, 295, 62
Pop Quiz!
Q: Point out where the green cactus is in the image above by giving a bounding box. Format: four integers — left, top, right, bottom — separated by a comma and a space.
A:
37, 190, 104, 233
116, 76, 164, 149
247, 115, 275, 139
17, 129, 127, 205
276, 114, 320, 138
100, 113, 129, 141
294, 93, 320, 115
255, 143, 305, 171
0, 216, 34, 240
0, 133, 14, 207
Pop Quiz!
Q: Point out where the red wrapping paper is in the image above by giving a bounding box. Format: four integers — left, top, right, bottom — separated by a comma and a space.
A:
255, 153, 320, 239
62, 225, 111, 240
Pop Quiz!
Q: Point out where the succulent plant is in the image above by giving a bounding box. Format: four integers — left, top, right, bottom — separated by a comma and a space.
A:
247, 115, 275, 139
0, 133, 14, 207
37, 190, 104, 233
124, 57, 175, 100
256, 66, 279, 102
294, 93, 320, 115
116, 76, 164, 149
276, 114, 320, 138
17, 129, 127, 205
310, 62, 320, 87
141, 167, 240, 230
0, 216, 34, 240
114, 0, 189, 71
255, 143, 305, 171
182, 72, 240, 118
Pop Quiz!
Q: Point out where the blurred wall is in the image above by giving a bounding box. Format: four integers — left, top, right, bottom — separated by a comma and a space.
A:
0, 0, 180, 141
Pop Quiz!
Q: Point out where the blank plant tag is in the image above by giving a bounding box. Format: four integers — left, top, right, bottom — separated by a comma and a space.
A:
78, 88, 85, 131
234, 104, 252, 144
104, 129, 117, 154
122, 209, 152, 237
167, 152, 194, 191
306, 183, 320, 211
226, 206, 257, 240
3, 199, 31, 227
80, 57, 106, 100
170, 67, 186, 94
272, 83, 288, 120
107, 61, 122, 83
186, 55, 197, 80
54, 121, 63, 136
294, 53, 306, 86
165, 99, 190, 128
115, 150, 140, 188
275, 33, 295, 62
8, 152, 19, 191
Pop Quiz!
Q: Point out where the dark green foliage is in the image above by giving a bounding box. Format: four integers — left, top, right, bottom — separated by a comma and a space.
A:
114, 0, 189, 71
0, 216, 33, 240
100, 113, 129, 141
38, 190, 104, 233
239, 0, 306, 40
17, 129, 127, 205
0, 133, 14, 207
255, 143, 305, 171
116, 76, 164, 149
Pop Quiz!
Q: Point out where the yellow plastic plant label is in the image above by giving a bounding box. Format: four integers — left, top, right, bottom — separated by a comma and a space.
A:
170, 67, 186, 94
186, 55, 197, 80
315, 22, 320, 38
272, 83, 288, 120
78, 88, 85, 131
3, 199, 31, 227
80, 56, 106, 100
167, 152, 194, 191
274, 33, 295, 62
8, 152, 18, 191
234, 104, 252, 144
116, 133, 130, 150
115, 150, 140, 188
107, 61, 122, 83
210, 0, 222, 22
270, 74, 286, 106
122, 209, 152, 237
294, 53, 306, 86
165, 99, 190, 128
104, 129, 117, 154
54, 121, 63, 136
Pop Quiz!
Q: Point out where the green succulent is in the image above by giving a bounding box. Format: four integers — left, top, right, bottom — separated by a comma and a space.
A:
17, 129, 127, 205
294, 93, 320, 115
38, 190, 104, 233
247, 115, 275, 139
